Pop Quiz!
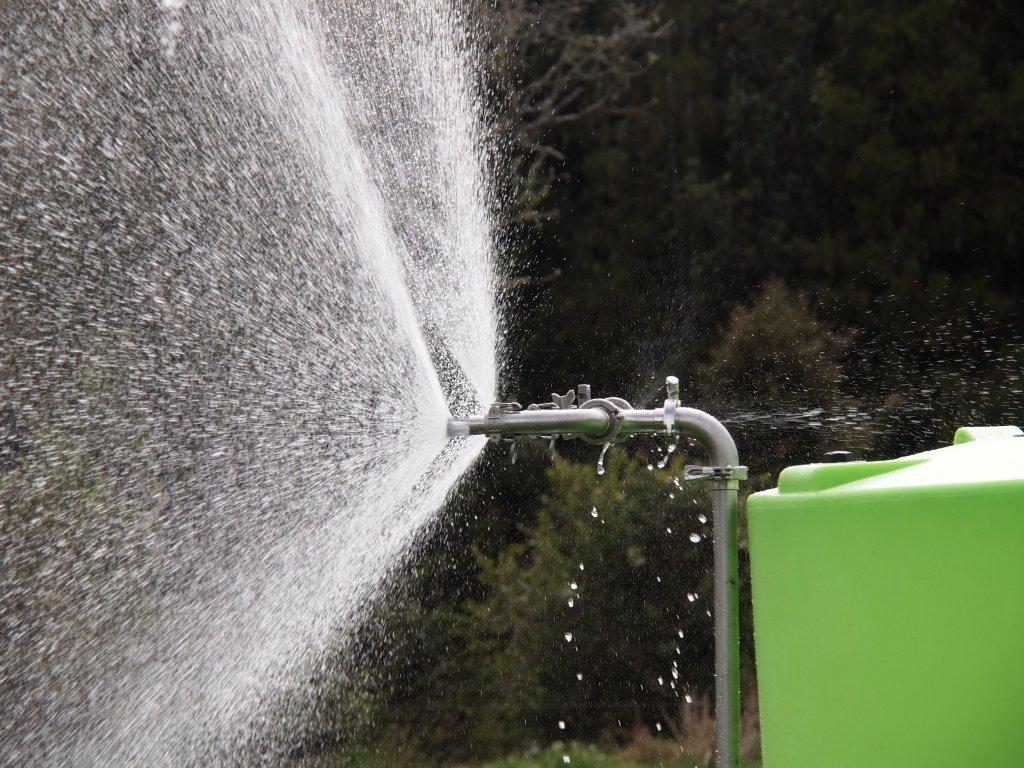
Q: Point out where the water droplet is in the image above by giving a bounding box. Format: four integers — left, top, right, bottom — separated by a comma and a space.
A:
655, 722, 663, 732
567, 598, 574, 608
698, 513, 708, 524
576, 672, 584, 681
570, 582, 577, 590
564, 632, 573, 642
658, 437, 678, 468
558, 720, 566, 730
590, 507, 598, 518
578, 563, 584, 571
689, 532, 702, 543
597, 443, 610, 475
563, 756, 571, 765
685, 694, 694, 704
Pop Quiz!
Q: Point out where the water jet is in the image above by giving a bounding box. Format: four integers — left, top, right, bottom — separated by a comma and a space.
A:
1, 0, 497, 763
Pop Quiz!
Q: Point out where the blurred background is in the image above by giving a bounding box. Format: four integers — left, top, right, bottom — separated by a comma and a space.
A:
4, 1, 1024, 766
298, 1, 1024, 766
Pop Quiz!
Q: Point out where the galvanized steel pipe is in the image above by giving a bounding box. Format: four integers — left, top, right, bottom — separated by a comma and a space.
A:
447, 382, 744, 768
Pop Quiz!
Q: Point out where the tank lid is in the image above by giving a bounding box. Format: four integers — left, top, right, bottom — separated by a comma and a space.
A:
953, 425, 1023, 444
772, 425, 1024, 495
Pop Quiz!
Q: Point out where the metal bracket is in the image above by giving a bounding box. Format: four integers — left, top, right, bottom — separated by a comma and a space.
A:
683, 465, 749, 482
523, 385, 593, 445
664, 375, 680, 433
485, 402, 522, 442
551, 390, 576, 409
487, 402, 522, 415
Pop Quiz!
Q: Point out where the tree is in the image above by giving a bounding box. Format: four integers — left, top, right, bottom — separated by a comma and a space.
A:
805, 0, 1024, 338
484, 0, 669, 224
698, 279, 854, 481
368, 449, 720, 763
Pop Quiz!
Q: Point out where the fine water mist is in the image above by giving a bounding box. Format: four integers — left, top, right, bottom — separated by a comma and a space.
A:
0, 1, 498, 764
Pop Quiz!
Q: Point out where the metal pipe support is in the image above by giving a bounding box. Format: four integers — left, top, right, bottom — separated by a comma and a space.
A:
447, 381, 745, 768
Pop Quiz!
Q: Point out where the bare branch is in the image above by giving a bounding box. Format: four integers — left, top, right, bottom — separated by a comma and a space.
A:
480, 0, 670, 222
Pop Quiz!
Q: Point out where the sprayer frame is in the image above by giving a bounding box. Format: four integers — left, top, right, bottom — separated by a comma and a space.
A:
448, 382, 745, 768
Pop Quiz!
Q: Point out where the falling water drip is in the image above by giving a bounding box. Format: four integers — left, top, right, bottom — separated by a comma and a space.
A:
657, 435, 678, 469
597, 443, 610, 475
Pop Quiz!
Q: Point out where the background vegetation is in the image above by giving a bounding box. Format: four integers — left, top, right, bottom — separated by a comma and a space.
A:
296, 1, 1024, 765
4, 0, 1022, 766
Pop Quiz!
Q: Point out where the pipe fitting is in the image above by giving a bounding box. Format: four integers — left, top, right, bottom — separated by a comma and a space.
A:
577, 397, 625, 444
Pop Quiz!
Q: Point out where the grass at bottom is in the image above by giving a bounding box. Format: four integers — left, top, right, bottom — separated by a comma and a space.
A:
287, 742, 762, 768
479, 744, 761, 768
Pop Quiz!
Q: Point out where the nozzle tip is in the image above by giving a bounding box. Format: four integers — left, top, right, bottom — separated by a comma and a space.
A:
447, 418, 470, 437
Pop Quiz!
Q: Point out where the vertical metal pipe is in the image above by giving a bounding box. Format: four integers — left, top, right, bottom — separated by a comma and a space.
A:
713, 478, 741, 768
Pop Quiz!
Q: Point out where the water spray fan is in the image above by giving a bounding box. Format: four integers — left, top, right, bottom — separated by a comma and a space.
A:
449, 377, 747, 768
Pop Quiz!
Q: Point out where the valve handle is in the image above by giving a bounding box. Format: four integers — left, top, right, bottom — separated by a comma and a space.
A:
664, 375, 680, 433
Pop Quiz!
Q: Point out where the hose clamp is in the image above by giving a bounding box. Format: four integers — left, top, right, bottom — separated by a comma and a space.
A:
484, 402, 522, 441
578, 397, 625, 444
683, 465, 748, 482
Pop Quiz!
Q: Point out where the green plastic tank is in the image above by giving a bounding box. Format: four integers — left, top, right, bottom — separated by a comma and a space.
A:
747, 426, 1024, 768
